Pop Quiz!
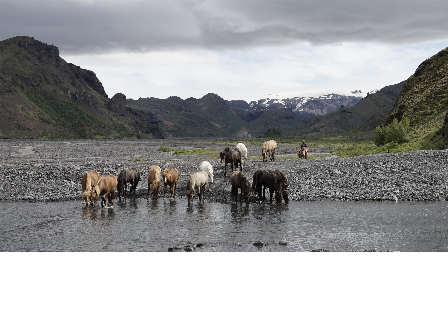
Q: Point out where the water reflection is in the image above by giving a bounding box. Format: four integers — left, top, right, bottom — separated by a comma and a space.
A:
187, 202, 212, 220
230, 203, 250, 221
82, 205, 115, 221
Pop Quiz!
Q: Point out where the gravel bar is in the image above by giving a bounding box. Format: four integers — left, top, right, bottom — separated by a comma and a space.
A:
1, 139, 448, 203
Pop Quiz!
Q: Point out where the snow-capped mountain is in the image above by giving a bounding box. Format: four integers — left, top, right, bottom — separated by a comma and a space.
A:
228, 92, 363, 117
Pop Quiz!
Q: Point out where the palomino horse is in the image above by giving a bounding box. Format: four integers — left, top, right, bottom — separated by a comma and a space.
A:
161, 168, 179, 199
262, 140, 277, 162
117, 167, 141, 200
252, 169, 289, 204
91, 175, 118, 207
81, 170, 100, 206
230, 171, 252, 203
186, 171, 209, 204
220, 147, 242, 177
147, 165, 161, 200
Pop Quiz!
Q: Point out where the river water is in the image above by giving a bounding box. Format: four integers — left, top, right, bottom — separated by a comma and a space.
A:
1, 199, 447, 251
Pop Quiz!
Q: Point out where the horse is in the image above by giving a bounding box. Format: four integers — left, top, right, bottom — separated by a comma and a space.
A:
147, 165, 161, 200
262, 140, 277, 162
236, 143, 248, 167
230, 171, 252, 203
199, 161, 214, 184
220, 147, 241, 177
81, 170, 100, 206
161, 168, 179, 199
252, 169, 289, 204
91, 175, 118, 207
186, 171, 209, 204
298, 147, 307, 159
271, 170, 289, 204
117, 167, 141, 200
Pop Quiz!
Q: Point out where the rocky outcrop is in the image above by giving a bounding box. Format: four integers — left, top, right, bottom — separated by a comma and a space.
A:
0, 36, 164, 139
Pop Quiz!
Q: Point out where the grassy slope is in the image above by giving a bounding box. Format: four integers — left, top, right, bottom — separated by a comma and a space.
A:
0, 36, 159, 139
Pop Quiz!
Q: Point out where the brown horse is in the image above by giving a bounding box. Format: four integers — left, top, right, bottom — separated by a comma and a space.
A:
117, 167, 141, 200
220, 147, 242, 177
161, 168, 179, 199
230, 171, 252, 203
81, 170, 100, 206
91, 175, 118, 207
252, 169, 289, 204
147, 165, 161, 200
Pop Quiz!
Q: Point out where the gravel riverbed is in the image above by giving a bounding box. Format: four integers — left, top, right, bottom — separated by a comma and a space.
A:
1, 139, 447, 203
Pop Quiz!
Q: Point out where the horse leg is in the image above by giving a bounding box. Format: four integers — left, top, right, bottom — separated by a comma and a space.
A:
173, 182, 177, 199
163, 183, 167, 199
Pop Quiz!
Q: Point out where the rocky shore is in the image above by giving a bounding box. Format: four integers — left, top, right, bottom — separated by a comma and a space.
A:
1, 139, 447, 203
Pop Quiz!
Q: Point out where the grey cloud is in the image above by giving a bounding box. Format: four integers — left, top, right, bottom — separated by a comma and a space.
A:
1, 0, 448, 54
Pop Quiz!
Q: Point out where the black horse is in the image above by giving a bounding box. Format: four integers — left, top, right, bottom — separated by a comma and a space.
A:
117, 167, 141, 200
252, 169, 289, 204
220, 147, 242, 177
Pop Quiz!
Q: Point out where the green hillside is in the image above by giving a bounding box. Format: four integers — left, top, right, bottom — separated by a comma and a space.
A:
0, 36, 164, 139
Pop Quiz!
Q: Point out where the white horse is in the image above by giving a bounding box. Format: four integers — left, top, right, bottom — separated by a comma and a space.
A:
199, 160, 214, 183
186, 171, 209, 204
236, 143, 248, 167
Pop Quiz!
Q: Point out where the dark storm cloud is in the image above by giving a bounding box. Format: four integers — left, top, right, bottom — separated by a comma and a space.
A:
1, 0, 448, 54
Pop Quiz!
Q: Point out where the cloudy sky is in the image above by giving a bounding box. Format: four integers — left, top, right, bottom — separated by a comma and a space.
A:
2, 0, 448, 101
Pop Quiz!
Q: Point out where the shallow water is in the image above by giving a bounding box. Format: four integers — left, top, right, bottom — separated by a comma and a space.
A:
0, 199, 447, 251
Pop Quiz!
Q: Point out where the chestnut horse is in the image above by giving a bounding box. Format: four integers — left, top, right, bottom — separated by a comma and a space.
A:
81, 170, 99, 206
147, 165, 161, 200
230, 171, 252, 203
220, 147, 242, 177
117, 167, 141, 200
252, 169, 289, 204
161, 168, 179, 199
91, 175, 118, 207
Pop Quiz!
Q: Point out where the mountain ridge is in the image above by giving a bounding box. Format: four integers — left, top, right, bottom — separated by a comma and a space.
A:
0, 36, 164, 139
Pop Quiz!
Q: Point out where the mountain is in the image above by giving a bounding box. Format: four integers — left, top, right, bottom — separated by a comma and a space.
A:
293, 81, 406, 136
385, 46, 448, 145
228, 93, 362, 116
0, 36, 164, 139
126, 92, 364, 138
126, 94, 249, 138
226, 94, 362, 136
386, 47, 448, 126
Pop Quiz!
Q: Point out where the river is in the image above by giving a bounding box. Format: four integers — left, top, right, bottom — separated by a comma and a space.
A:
1, 199, 447, 251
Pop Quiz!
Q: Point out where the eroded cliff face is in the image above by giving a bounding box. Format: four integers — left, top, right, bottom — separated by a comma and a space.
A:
0, 36, 164, 139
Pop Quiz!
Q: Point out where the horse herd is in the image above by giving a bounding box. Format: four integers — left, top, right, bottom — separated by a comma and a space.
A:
81, 140, 288, 207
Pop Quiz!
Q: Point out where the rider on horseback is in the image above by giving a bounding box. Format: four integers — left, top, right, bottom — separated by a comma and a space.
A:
299, 140, 308, 158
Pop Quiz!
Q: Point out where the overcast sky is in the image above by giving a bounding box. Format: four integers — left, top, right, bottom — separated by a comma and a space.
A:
2, 0, 448, 101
